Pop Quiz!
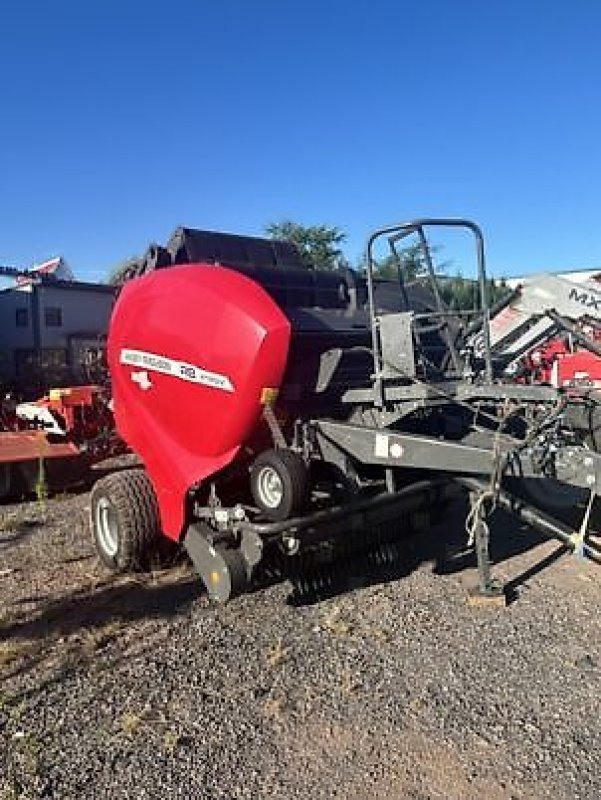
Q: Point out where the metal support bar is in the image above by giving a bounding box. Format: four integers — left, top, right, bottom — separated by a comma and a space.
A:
458, 477, 601, 564
462, 489, 506, 605
456, 383, 558, 403
262, 404, 287, 448
315, 419, 502, 475
546, 309, 601, 358
235, 478, 457, 538
415, 226, 463, 374
469, 491, 496, 595
342, 379, 558, 407
365, 219, 493, 383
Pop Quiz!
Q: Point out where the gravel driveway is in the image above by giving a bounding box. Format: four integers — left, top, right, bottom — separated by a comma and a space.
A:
1, 489, 600, 799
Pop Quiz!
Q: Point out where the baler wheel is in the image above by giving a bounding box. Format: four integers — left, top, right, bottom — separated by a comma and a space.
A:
90, 469, 160, 571
183, 524, 249, 602
250, 449, 308, 521
205, 546, 249, 603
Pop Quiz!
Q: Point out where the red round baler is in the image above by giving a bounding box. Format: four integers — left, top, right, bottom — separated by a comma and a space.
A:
108, 264, 291, 539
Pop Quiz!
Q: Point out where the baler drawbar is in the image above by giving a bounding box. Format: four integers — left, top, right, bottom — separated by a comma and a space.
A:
90, 220, 601, 602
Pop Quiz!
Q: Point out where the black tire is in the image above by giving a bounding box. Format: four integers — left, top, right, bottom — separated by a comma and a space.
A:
183, 523, 250, 602
90, 469, 160, 571
250, 449, 308, 521
204, 545, 249, 603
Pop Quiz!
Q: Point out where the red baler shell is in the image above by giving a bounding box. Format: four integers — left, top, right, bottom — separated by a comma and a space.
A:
108, 265, 291, 538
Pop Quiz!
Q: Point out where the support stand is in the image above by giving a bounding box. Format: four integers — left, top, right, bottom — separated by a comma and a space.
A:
467, 491, 506, 607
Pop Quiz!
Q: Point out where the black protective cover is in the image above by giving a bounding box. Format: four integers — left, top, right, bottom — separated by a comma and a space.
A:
120, 227, 456, 415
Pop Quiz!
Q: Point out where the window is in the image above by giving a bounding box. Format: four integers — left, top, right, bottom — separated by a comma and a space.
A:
15, 308, 28, 327
15, 349, 37, 376
40, 349, 68, 368
44, 307, 62, 327
15, 348, 68, 376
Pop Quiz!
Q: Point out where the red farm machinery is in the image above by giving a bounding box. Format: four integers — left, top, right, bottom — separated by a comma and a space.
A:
0, 385, 121, 499
0, 261, 119, 498
470, 272, 601, 391
89, 220, 601, 603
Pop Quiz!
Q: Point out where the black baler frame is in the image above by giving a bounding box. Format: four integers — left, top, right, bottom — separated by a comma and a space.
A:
365, 219, 493, 393
186, 218, 601, 603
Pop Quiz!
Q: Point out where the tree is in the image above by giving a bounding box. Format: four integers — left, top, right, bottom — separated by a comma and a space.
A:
107, 256, 139, 286
439, 273, 510, 312
368, 243, 510, 312
369, 243, 449, 282
265, 221, 346, 271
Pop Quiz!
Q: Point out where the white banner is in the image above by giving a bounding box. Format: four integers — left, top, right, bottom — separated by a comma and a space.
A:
120, 348, 234, 393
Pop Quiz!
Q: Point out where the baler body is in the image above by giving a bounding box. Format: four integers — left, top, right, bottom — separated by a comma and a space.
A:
108, 265, 291, 537
95, 222, 601, 605
108, 233, 442, 538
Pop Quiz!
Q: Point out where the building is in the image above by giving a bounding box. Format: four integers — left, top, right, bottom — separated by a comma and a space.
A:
0, 276, 115, 393
15, 256, 75, 286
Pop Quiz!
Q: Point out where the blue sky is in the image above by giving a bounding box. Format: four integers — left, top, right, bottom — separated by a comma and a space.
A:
1, 0, 600, 281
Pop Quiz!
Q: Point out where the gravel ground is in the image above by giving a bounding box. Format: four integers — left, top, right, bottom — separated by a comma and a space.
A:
0, 488, 600, 799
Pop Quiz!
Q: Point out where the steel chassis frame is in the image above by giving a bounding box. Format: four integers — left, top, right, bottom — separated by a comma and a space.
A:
189, 219, 601, 603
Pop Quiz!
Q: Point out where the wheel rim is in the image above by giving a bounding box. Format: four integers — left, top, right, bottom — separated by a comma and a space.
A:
95, 496, 119, 558
257, 466, 283, 509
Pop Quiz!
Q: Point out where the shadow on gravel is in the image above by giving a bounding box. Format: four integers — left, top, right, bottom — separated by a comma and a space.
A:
0, 496, 572, 647
0, 518, 41, 547
432, 496, 551, 575
504, 544, 568, 598
0, 456, 140, 510
0, 573, 198, 645
281, 495, 562, 606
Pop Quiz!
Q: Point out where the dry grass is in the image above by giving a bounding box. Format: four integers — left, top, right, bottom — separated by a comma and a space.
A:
49, 620, 125, 674
163, 729, 182, 754
408, 695, 427, 714
0, 509, 30, 533
147, 561, 193, 586
51, 491, 73, 503
319, 603, 389, 641
0, 618, 126, 685
320, 605, 354, 637
0, 567, 18, 578
80, 621, 123, 655
116, 707, 189, 753
339, 668, 362, 696
0, 640, 35, 668
266, 638, 289, 668
120, 711, 144, 737
263, 694, 287, 720
366, 625, 391, 642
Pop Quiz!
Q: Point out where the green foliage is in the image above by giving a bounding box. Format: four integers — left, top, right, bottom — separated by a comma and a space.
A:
439, 274, 510, 312
108, 256, 139, 286
370, 244, 424, 281
265, 221, 346, 271
368, 241, 453, 282
368, 242, 510, 313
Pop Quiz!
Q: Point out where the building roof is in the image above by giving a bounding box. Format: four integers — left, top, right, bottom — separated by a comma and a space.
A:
16, 257, 74, 286
36, 277, 115, 294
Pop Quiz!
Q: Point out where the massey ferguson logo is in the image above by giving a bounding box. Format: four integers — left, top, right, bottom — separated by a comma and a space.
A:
120, 349, 234, 392
568, 287, 601, 312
